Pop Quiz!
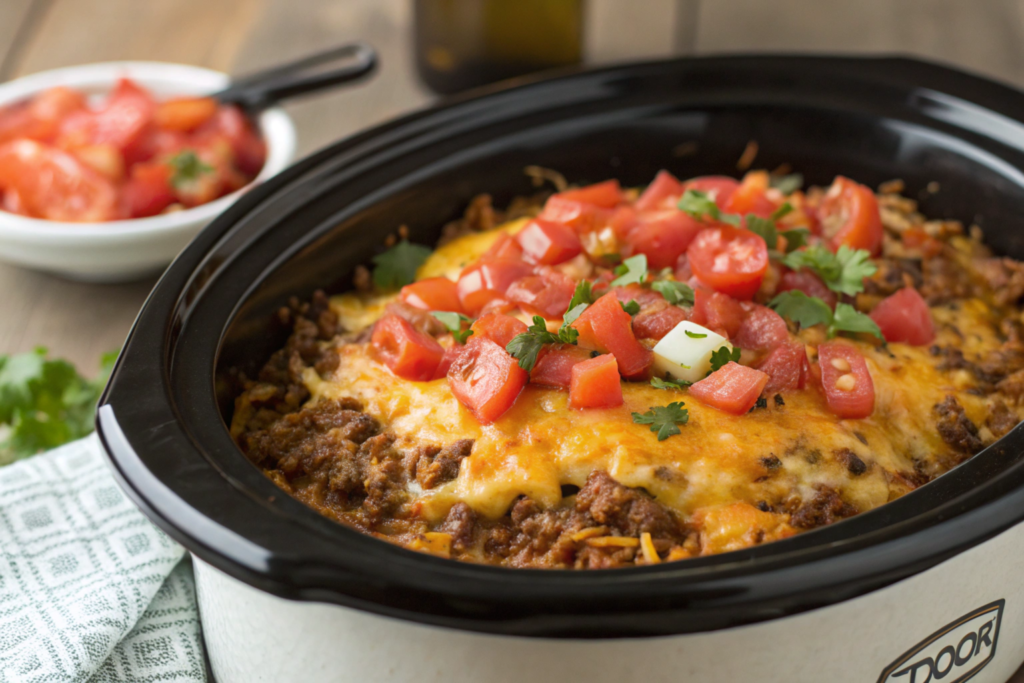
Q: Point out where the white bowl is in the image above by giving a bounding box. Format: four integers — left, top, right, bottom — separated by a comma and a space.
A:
0, 62, 296, 282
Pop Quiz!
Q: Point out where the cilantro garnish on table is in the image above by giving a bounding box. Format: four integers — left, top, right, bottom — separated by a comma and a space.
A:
168, 149, 213, 189
371, 239, 432, 289
0, 348, 117, 465
769, 291, 883, 340
431, 312, 474, 344
632, 402, 690, 441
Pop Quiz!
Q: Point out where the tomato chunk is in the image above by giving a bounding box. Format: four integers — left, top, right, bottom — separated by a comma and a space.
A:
538, 196, 611, 233
447, 337, 528, 424
778, 269, 837, 309
371, 314, 445, 381
154, 97, 218, 132
689, 362, 769, 415
506, 268, 575, 320
483, 232, 524, 260
119, 161, 174, 218
635, 170, 683, 212
516, 217, 582, 265
63, 78, 156, 165
689, 289, 745, 338
530, 344, 592, 389
683, 176, 739, 209
400, 277, 464, 314
569, 354, 623, 408
570, 292, 652, 378
734, 305, 788, 351
818, 176, 883, 255
457, 259, 534, 315
723, 170, 777, 218
632, 302, 688, 341
433, 343, 465, 380
0, 140, 117, 221
687, 225, 769, 300
870, 288, 935, 345
756, 341, 809, 393
624, 210, 705, 269
555, 179, 623, 208
817, 341, 875, 419
470, 313, 528, 347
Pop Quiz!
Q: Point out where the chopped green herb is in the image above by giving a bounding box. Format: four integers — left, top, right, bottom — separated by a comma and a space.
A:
506, 312, 582, 372
746, 212, 808, 256
431, 311, 474, 344
168, 149, 213, 189
611, 254, 648, 287
770, 202, 794, 221
632, 402, 690, 441
621, 300, 641, 315
651, 376, 692, 390
678, 189, 741, 226
782, 244, 877, 296
770, 173, 804, 195
684, 330, 707, 339
371, 240, 432, 290
567, 280, 594, 311
779, 228, 809, 253
708, 345, 741, 374
831, 302, 884, 340
651, 280, 695, 306
769, 291, 883, 340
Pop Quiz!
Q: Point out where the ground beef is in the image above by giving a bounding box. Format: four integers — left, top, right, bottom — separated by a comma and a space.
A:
834, 448, 868, 476
973, 257, 1024, 306
441, 503, 477, 551
414, 439, 474, 489
574, 471, 681, 538
934, 395, 983, 456
789, 486, 857, 530
987, 399, 1020, 438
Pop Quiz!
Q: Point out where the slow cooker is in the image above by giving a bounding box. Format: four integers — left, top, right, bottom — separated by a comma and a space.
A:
98, 55, 1024, 683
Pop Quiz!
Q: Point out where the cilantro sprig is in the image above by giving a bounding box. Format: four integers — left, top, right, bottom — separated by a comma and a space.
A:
567, 280, 594, 311
708, 346, 741, 374
371, 240, 432, 290
651, 376, 691, 390
782, 245, 877, 297
632, 402, 690, 441
651, 280, 695, 306
168, 149, 212, 189
678, 190, 741, 226
746, 205, 809, 256
431, 312, 474, 344
610, 254, 648, 287
506, 309, 582, 372
770, 173, 803, 195
620, 300, 641, 315
769, 291, 883, 340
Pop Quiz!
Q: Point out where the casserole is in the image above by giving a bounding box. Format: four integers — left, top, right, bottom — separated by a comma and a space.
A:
98, 55, 1024, 682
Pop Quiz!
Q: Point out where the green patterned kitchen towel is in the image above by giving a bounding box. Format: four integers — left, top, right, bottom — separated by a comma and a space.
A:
0, 436, 206, 683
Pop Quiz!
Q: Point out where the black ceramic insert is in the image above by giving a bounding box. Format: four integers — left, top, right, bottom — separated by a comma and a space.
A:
99, 55, 1024, 638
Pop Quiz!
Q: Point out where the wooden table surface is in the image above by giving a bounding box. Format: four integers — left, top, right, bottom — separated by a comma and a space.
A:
1, 0, 1023, 678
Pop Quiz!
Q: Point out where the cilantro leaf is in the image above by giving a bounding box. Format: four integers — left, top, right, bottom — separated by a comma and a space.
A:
651, 280, 695, 306
770, 173, 803, 195
507, 315, 580, 372
567, 280, 594, 311
651, 376, 692, 390
371, 240, 432, 290
621, 300, 641, 315
745, 214, 779, 248
562, 302, 588, 329
168, 149, 213, 189
782, 244, 877, 296
770, 202, 794, 220
831, 302, 884, 340
632, 402, 690, 441
768, 291, 833, 329
708, 346, 741, 374
611, 254, 648, 287
779, 228, 809, 253
678, 190, 741, 226
431, 311, 474, 344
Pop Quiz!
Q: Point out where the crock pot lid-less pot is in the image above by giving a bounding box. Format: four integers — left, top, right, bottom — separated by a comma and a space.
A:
99, 54, 1024, 638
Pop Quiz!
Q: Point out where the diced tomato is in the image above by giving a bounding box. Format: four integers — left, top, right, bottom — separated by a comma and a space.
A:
469, 313, 528, 347
69, 143, 125, 181
516, 218, 582, 265
0, 104, 51, 145
447, 336, 528, 424
506, 268, 576, 320
198, 105, 267, 176
433, 343, 465, 379
817, 341, 875, 419
686, 225, 768, 300
570, 292, 652, 378
778, 269, 837, 308
683, 176, 739, 209
478, 297, 518, 316
64, 78, 156, 165
901, 227, 943, 258
818, 176, 883, 255
870, 288, 935, 345
119, 161, 174, 218
0, 87, 87, 145
569, 354, 623, 409
607, 205, 639, 239
538, 196, 611, 233
0, 139, 117, 221
30, 87, 88, 124
400, 277, 464, 314
371, 314, 445, 381
457, 259, 534, 315
624, 210, 705, 269
734, 305, 788, 351
635, 170, 683, 212
756, 341, 809, 393
609, 284, 665, 308
689, 362, 769, 415
483, 232, 524, 260
689, 289, 745, 338
723, 170, 777, 218
632, 302, 688, 341
154, 97, 218, 132
530, 344, 592, 389
555, 179, 623, 208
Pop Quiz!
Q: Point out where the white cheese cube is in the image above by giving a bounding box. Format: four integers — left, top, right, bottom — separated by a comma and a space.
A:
652, 321, 732, 383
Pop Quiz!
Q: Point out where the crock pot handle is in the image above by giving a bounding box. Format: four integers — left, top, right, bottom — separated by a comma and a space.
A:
213, 42, 377, 111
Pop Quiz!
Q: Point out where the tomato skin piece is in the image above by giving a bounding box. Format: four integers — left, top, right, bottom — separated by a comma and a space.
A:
818, 176, 883, 255
457, 259, 534, 315
555, 179, 624, 208
469, 313, 528, 348
870, 288, 935, 345
689, 362, 769, 415
197, 105, 266, 176
690, 289, 745, 338
756, 341, 809, 393
516, 218, 582, 265
683, 176, 739, 209
570, 292, 652, 378
778, 269, 837, 309
65, 78, 157, 165
433, 343, 465, 379
154, 97, 218, 132
686, 225, 769, 300
371, 314, 445, 381
569, 354, 623, 409
119, 161, 174, 218
723, 170, 777, 218
635, 170, 683, 212
624, 210, 706, 270
734, 305, 788, 351
400, 277, 464, 314
632, 302, 688, 341
538, 196, 611, 233
817, 341, 875, 419
483, 232, 524, 260
447, 336, 528, 424
530, 344, 592, 389
609, 284, 664, 308
0, 139, 117, 221
506, 269, 575, 320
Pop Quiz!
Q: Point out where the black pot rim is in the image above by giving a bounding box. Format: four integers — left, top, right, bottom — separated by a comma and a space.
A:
98, 53, 1024, 639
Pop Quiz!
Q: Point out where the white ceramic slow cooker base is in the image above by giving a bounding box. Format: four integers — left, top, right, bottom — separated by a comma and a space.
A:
194, 520, 1024, 683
